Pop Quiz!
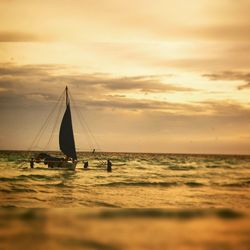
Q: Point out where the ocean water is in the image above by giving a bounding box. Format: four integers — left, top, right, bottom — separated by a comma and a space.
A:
1, 151, 250, 250
0, 151, 250, 208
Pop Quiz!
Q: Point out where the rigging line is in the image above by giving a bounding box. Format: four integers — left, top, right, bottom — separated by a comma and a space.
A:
77, 114, 94, 150
71, 94, 94, 150
68, 90, 105, 166
44, 90, 65, 150
66, 89, 104, 166
75, 106, 96, 150
69, 91, 102, 151
18, 90, 65, 167
32, 91, 64, 151
45, 88, 65, 150
68, 91, 97, 150
27, 90, 65, 152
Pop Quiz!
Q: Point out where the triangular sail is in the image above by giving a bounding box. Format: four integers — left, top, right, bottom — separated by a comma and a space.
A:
59, 91, 77, 160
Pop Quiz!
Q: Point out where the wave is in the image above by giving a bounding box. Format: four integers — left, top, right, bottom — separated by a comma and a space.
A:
41, 181, 72, 188
97, 181, 179, 187
92, 201, 121, 208
0, 188, 12, 193
9, 187, 37, 193
97, 181, 205, 188
206, 165, 221, 168
84, 208, 244, 220
221, 180, 250, 187
0, 204, 18, 208
0, 176, 27, 182
206, 165, 233, 169
0, 174, 59, 183
21, 174, 58, 181
168, 166, 196, 171
185, 181, 205, 187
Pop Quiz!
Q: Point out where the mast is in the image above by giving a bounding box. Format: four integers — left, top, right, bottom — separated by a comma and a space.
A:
66, 86, 69, 105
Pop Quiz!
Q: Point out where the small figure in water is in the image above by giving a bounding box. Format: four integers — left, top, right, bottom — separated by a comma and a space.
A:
83, 161, 89, 169
30, 158, 34, 168
107, 159, 112, 172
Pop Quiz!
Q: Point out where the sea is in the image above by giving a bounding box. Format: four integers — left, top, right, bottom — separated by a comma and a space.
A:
0, 151, 250, 250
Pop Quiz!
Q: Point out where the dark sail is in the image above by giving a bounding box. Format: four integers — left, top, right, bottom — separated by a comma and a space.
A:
59, 103, 77, 160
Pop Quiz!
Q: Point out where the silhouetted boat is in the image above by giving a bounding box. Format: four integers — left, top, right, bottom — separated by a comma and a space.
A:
34, 86, 77, 170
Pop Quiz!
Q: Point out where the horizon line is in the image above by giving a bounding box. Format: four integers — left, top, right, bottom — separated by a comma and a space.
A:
0, 149, 249, 157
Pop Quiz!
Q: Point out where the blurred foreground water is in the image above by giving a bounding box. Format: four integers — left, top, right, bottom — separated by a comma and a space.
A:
0, 151, 250, 249
0, 208, 250, 250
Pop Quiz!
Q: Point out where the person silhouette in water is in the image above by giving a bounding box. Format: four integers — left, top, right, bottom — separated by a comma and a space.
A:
107, 159, 112, 172
83, 161, 89, 169
30, 158, 34, 168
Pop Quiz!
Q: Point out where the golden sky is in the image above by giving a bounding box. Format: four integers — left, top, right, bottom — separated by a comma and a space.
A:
0, 0, 249, 154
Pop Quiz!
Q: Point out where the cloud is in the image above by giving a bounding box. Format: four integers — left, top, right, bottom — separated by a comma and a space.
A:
80, 96, 202, 113
203, 71, 250, 81
203, 71, 250, 90
0, 31, 51, 42
238, 83, 250, 90
0, 63, 197, 99
84, 75, 195, 93
195, 100, 250, 117
0, 63, 249, 117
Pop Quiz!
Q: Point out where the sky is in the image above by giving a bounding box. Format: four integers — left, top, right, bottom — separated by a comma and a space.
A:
0, 0, 249, 154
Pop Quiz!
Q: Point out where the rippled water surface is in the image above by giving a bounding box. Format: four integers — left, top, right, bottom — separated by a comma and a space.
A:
0, 151, 250, 208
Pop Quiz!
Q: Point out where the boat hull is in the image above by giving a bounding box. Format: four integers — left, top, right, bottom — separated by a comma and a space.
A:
48, 161, 77, 170
60, 161, 77, 170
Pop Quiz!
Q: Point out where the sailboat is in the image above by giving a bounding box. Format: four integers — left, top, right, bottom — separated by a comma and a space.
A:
34, 86, 78, 170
